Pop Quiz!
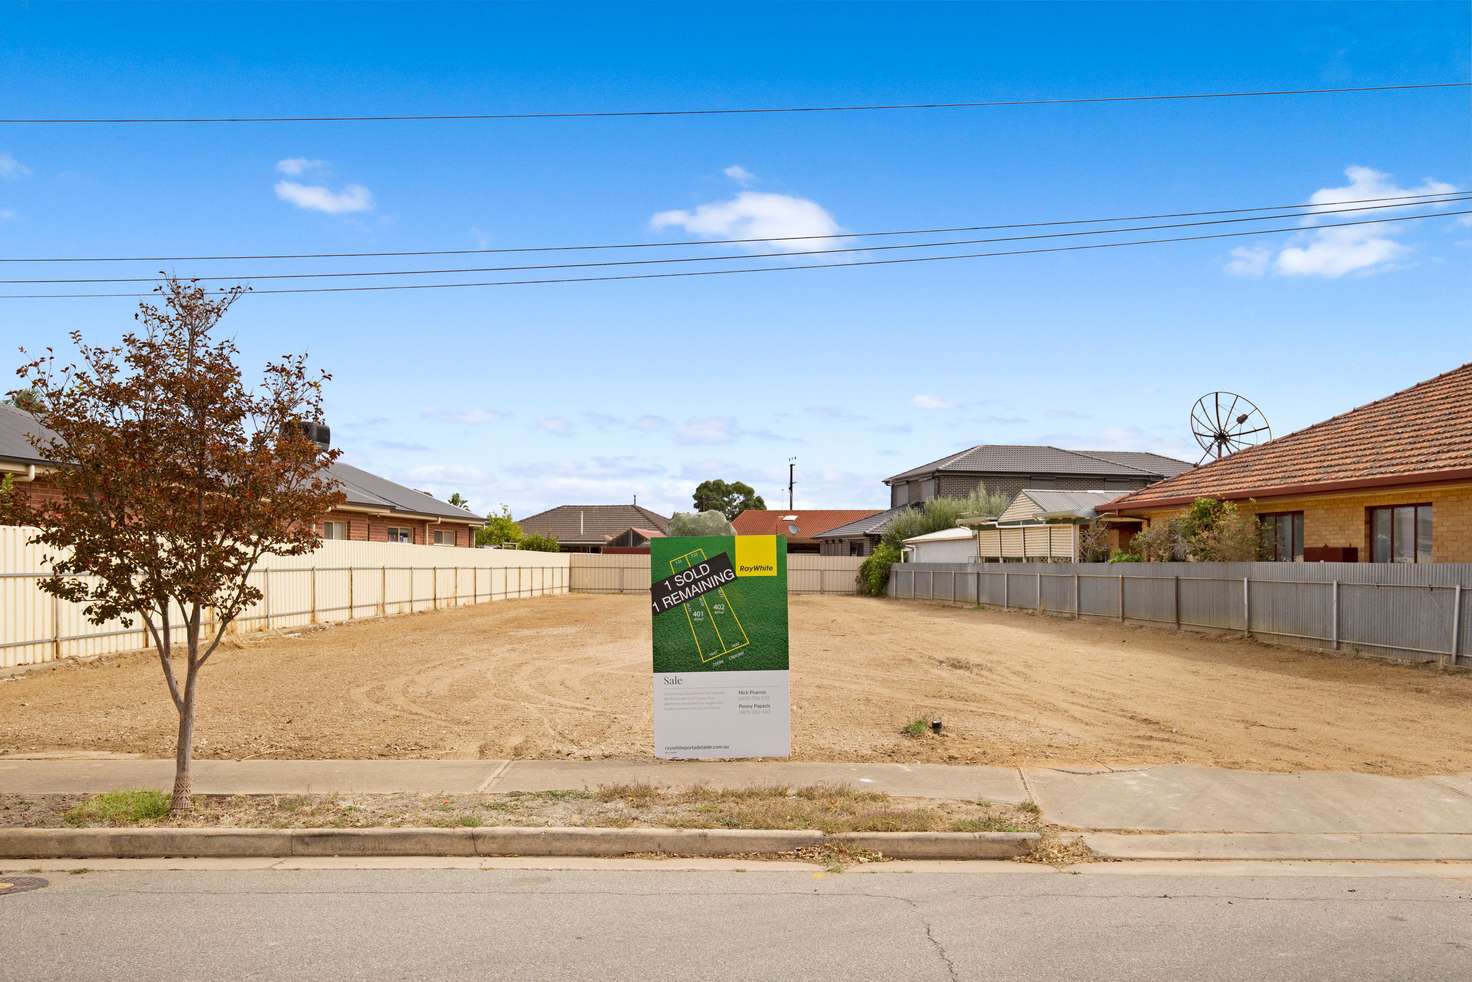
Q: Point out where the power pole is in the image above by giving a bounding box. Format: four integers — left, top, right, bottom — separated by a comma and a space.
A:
788, 457, 796, 511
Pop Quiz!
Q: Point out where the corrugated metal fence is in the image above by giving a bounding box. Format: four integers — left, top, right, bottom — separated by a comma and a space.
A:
889, 560, 1472, 666
569, 553, 864, 596
0, 527, 569, 669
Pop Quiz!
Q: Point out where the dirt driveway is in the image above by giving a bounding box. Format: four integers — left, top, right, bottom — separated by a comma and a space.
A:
2, 594, 1470, 774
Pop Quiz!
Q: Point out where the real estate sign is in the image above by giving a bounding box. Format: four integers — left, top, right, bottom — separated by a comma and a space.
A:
650, 534, 789, 759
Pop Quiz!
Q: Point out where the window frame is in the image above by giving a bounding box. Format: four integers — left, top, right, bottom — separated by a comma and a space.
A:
322, 520, 349, 541
385, 526, 414, 544
1257, 511, 1304, 562
433, 528, 457, 547
1367, 503, 1433, 564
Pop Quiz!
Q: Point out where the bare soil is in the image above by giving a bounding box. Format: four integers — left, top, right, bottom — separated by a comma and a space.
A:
2, 594, 1470, 774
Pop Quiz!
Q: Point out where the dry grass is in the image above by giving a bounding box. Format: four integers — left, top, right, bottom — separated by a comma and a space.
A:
2, 783, 1041, 835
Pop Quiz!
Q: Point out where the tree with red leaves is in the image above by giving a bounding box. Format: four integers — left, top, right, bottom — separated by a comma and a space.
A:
2, 279, 344, 812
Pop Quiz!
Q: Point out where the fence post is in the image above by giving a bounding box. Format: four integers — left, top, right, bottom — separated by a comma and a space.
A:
264, 569, 272, 630
1173, 574, 1180, 629
928, 568, 934, 602
1002, 571, 1009, 609
1450, 584, 1462, 668
409, 568, 415, 613
1331, 580, 1339, 650
454, 567, 460, 607
51, 592, 61, 662
380, 566, 387, 616
1242, 576, 1251, 638
1037, 571, 1043, 612
309, 567, 318, 624
1118, 573, 1125, 622
348, 567, 355, 620
432, 567, 439, 611
1073, 573, 1080, 619
518, 565, 523, 598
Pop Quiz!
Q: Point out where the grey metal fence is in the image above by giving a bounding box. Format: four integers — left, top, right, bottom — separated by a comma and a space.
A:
889, 561, 1472, 667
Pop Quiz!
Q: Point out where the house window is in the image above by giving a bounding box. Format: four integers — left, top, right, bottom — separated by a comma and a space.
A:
1259, 512, 1304, 562
322, 520, 349, 541
849, 540, 866, 557
433, 528, 457, 546
1369, 505, 1432, 563
386, 526, 413, 544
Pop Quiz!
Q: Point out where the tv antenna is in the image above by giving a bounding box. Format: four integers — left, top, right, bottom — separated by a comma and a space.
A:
1191, 392, 1272, 465
787, 457, 797, 511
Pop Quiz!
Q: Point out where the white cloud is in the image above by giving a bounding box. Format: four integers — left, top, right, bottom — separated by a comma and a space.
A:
723, 164, 756, 185
0, 208, 14, 222
0, 153, 30, 180
274, 180, 374, 214
651, 191, 842, 252
1225, 245, 1271, 277
423, 408, 507, 425
1227, 166, 1458, 279
537, 416, 574, 436
275, 157, 328, 177
912, 394, 956, 411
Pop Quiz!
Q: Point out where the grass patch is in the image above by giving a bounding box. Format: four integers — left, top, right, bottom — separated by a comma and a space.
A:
901, 718, 929, 738
63, 790, 171, 827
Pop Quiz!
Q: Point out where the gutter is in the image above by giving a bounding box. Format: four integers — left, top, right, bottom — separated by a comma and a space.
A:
1097, 467, 1472, 513
332, 503, 482, 526
0, 462, 39, 482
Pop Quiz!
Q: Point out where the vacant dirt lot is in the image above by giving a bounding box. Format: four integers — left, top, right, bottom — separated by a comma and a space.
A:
2, 594, 1470, 774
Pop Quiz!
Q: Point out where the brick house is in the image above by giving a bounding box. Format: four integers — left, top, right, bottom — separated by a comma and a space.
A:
1096, 362, 1472, 563
730, 508, 881, 554
0, 404, 483, 547
516, 503, 671, 553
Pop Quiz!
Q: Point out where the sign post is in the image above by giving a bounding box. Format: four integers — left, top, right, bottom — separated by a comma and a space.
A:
650, 534, 789, 759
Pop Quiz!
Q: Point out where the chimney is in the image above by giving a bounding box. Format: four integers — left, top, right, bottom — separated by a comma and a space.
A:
284, 419, 331, 451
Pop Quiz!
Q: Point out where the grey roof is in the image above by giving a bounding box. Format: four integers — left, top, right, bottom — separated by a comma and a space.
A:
885, 444, 1191, 484
0, 404, 477, 524
814, 505, 912, 539
1008, 489, 1121, 522
0, 403, 54, 467
327, 461, 481, 523
517, 504, 671, 545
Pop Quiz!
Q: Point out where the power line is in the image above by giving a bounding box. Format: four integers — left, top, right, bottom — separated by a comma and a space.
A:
5, 197, 1466, 285
2, 82, 1466, 125
3, 209, 1465, 299
1, 191, 1463, 264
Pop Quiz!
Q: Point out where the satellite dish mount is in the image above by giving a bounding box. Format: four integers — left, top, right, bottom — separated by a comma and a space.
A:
1190, 392, 1272, 465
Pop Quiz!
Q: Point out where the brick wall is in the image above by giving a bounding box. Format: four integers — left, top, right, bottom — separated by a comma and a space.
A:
1133, 481, 1472, 562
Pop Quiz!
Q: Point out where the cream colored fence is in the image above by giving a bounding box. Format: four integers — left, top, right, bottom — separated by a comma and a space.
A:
0, 526, 568, 669
570, 553, 865, 595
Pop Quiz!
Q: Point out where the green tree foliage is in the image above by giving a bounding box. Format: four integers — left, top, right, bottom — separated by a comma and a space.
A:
957, 484, 1012, 521
447, 492, 470, 510
691, 479, 766, 520
475, 504, 523, 548
857, 542, 902, 597
517, 533, 560, 552
3, 388, 41, 411
1117, 498, 1266, 563
668, 510, 736, 537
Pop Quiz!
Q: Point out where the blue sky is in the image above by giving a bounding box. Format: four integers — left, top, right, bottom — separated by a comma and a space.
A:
1, 2, 1468, 517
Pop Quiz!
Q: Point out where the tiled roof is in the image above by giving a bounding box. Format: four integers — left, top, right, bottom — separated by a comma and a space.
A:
0, 403, 54, 467
814, 505, 913, 539
730, 508, 882, 546
0, 404, 478, 524
1101, 362, 1472, 511
516, 504, 671, 545
884, 444, 1190, 483
327, 461, 482, 523
1007, 489, 1121, 522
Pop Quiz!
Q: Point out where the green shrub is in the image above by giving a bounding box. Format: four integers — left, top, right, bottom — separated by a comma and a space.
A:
1107, 549, 1140, 563
857, 542, 901, 597
518, 533, 560, 552
475, 504, 523, 548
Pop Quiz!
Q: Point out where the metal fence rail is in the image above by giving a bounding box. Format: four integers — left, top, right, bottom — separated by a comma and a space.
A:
568, 553, 865, 596
889, 561, 1472, 667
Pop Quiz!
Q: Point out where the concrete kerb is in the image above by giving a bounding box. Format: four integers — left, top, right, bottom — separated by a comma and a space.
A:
0, 826, 1040, 861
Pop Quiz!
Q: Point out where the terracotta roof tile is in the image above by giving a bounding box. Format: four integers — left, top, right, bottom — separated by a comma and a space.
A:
1102, 362, 1472, 511
730, 508, 882, 546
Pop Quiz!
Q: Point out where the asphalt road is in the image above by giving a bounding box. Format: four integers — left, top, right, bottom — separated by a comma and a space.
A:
2, 866, 1470, 981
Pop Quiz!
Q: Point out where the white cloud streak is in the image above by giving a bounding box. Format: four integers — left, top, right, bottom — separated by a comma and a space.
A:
275, 157, 328, 176
0, 153, 31, 180
274, 180, 374, 214
651, 191, 842, 253
1227, 166, 1457, 279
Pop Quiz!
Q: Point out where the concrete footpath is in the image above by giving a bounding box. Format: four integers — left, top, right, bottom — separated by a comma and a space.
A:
3, 757, 1471, 861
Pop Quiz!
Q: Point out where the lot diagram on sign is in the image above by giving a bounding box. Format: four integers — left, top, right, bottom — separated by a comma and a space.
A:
668, 548, 750, 663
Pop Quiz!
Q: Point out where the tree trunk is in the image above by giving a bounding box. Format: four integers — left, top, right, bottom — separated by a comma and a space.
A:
170, 660, 200, 814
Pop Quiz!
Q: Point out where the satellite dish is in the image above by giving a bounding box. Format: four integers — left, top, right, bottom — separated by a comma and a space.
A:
1191, 392, 1272, 465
